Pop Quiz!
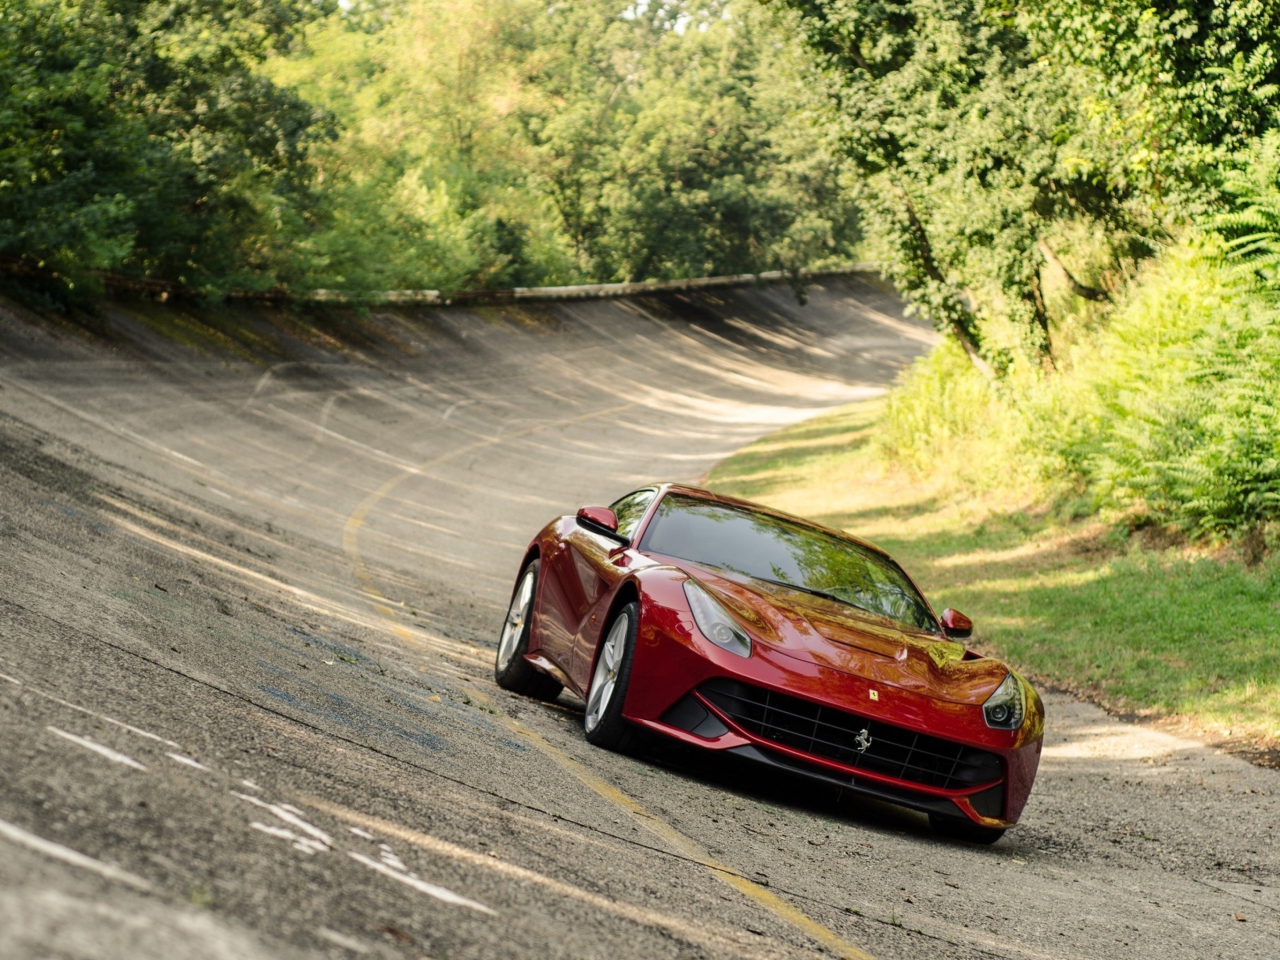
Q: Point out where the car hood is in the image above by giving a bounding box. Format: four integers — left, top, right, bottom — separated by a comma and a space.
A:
685, 564, 1007, 706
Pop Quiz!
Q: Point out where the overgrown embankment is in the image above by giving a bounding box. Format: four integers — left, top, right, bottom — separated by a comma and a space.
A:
707, 401, 1280, 761
879, 236, 1280, 544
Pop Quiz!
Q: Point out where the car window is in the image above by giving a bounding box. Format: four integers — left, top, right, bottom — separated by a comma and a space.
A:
640, 494, 938, 632
609, 488, 657, 541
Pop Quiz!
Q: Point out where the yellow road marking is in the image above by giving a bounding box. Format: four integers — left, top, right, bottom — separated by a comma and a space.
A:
469, 689, 876, 960
342, 399, 875, 960
341, 402, 637, 642
300, 795, 780, 959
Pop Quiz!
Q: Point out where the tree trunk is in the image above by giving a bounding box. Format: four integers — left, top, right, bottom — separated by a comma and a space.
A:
1038, 239, 1110, 302
890, 183, 996, 381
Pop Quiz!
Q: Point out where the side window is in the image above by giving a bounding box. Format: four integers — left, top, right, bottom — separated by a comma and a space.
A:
610, 489, 657, 541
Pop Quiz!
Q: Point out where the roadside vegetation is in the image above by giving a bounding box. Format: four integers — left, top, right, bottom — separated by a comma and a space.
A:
703, 1, 1280, 747
5, 2, 1278, 740
1, 0, 859, 300
707, 401, 1280, 751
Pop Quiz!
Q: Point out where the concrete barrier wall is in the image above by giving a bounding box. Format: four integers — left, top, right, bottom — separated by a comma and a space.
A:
305, 264, 880, 305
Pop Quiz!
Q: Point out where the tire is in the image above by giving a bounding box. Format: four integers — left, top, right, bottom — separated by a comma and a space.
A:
494, 560, 563, 701
929, 812, 1006, 845
583, 601, 639, 751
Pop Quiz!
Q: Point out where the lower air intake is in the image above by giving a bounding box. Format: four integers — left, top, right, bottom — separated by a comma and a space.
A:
699, 678, 1002, 793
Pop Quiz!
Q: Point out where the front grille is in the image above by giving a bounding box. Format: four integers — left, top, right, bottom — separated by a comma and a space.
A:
700, 678, 1002, 791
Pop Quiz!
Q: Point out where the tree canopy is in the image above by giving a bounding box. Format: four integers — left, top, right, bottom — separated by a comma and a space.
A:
771, 0, 1280, 363
2, 0, 863, 297
0, 0, 334, 294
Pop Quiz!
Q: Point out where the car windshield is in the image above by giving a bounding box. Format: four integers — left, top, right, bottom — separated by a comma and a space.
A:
640, 494, 938, 632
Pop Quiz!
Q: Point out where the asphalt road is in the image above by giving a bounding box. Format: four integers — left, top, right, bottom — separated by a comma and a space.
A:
0, 278, 1276, 960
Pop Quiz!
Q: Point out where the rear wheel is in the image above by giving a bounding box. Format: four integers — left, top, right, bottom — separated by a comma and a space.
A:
494, 560, 563, 701
583, 601, 639, 751
929, 812, 1006, 845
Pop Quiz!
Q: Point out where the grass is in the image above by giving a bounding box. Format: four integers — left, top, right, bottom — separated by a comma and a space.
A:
706, 399, 1280, 749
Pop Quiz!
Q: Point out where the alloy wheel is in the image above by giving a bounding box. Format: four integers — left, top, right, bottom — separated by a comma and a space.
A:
584, 612, 629, 733
497, 567, 535, 671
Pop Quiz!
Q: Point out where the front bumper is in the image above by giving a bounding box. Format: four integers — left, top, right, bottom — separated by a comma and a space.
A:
622, 581, 1043, 827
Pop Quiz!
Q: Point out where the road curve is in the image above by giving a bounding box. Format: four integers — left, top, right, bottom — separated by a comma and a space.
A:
0, 278, 1276, 960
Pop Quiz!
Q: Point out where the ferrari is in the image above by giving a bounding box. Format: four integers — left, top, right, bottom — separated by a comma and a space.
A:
494, 484, 1044, 843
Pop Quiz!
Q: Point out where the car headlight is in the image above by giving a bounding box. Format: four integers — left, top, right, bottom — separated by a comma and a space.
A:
982, 672, 1026, 730
683, 580, 752, 658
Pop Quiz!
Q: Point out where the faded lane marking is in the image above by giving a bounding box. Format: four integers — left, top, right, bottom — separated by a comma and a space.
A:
0, 374, 206, 470
46, 727, 147, 771
0, 817, 151, 891
167, 753, 213, 771
250, 821, 328, 854
0, 670, 180, 747
340, 402, 636, 638
234, 792, 332, 854
347, 851, 495, 914
98, 506, 485, 665
318, 927, 371, 954
302, 795, 778, 958
471, 693, 876, 960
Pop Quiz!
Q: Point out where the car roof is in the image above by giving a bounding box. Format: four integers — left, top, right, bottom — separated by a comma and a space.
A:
645, 482, 895, 561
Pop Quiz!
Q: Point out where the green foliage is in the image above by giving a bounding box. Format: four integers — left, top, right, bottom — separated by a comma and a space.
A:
264, 0, 861, 292
878, 235, 1280, 536
0, 0, 334, 294
772, 0, 1280, 359
2, 0, 857, 294
523, 0, 861, 282
1218, 130, 1280, 292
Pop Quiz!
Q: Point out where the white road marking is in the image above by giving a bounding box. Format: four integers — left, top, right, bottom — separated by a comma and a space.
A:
379, 849, 407, 871
249, 822, 329, 855
0, 817, 151, 891
167, 753, 212, 771
348, 826, 376, 840
440, 399, 473, 421
46, 727, 147, 771
240, 779, 262, 791
234, 793, 332, 849
317, 927, 371, 954
347, 851, 495, 914
1, 671, 180, 747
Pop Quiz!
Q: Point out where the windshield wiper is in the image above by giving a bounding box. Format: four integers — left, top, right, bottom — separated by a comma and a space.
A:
749, 575, 872, 614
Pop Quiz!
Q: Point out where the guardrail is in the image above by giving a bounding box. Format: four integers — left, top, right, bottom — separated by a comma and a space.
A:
302, 265, 880, 306
4, 261, 879, 306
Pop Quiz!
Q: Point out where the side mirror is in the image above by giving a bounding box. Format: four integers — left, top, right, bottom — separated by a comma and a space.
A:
940, 608, 972, 640
576, 506, 628, 543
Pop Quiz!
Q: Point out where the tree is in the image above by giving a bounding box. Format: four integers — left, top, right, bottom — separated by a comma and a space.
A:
769, 0, 1280, 367
0, 0, 334, 295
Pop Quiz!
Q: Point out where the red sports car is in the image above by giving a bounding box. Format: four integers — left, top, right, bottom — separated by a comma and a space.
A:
494, 484, 1044, 843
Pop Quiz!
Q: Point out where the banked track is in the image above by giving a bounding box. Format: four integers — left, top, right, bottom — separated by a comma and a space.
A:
0, 277, 1276, 960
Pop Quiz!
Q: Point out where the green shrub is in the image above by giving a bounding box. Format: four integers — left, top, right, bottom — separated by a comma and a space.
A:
1081, 245, 1280, 532
878, 237, 1280, 536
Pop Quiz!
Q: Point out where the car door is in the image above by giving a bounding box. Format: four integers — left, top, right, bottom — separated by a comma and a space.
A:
536, 519, 619, 683
567, 489, 657, 687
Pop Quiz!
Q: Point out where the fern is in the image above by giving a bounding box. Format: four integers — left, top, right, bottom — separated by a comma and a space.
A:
1218, 131, 1280, 294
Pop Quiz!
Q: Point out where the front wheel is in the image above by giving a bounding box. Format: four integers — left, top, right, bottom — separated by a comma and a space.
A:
583, 601, 639, 751
494, 560, 563, 701
929, 812, 1006, 845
